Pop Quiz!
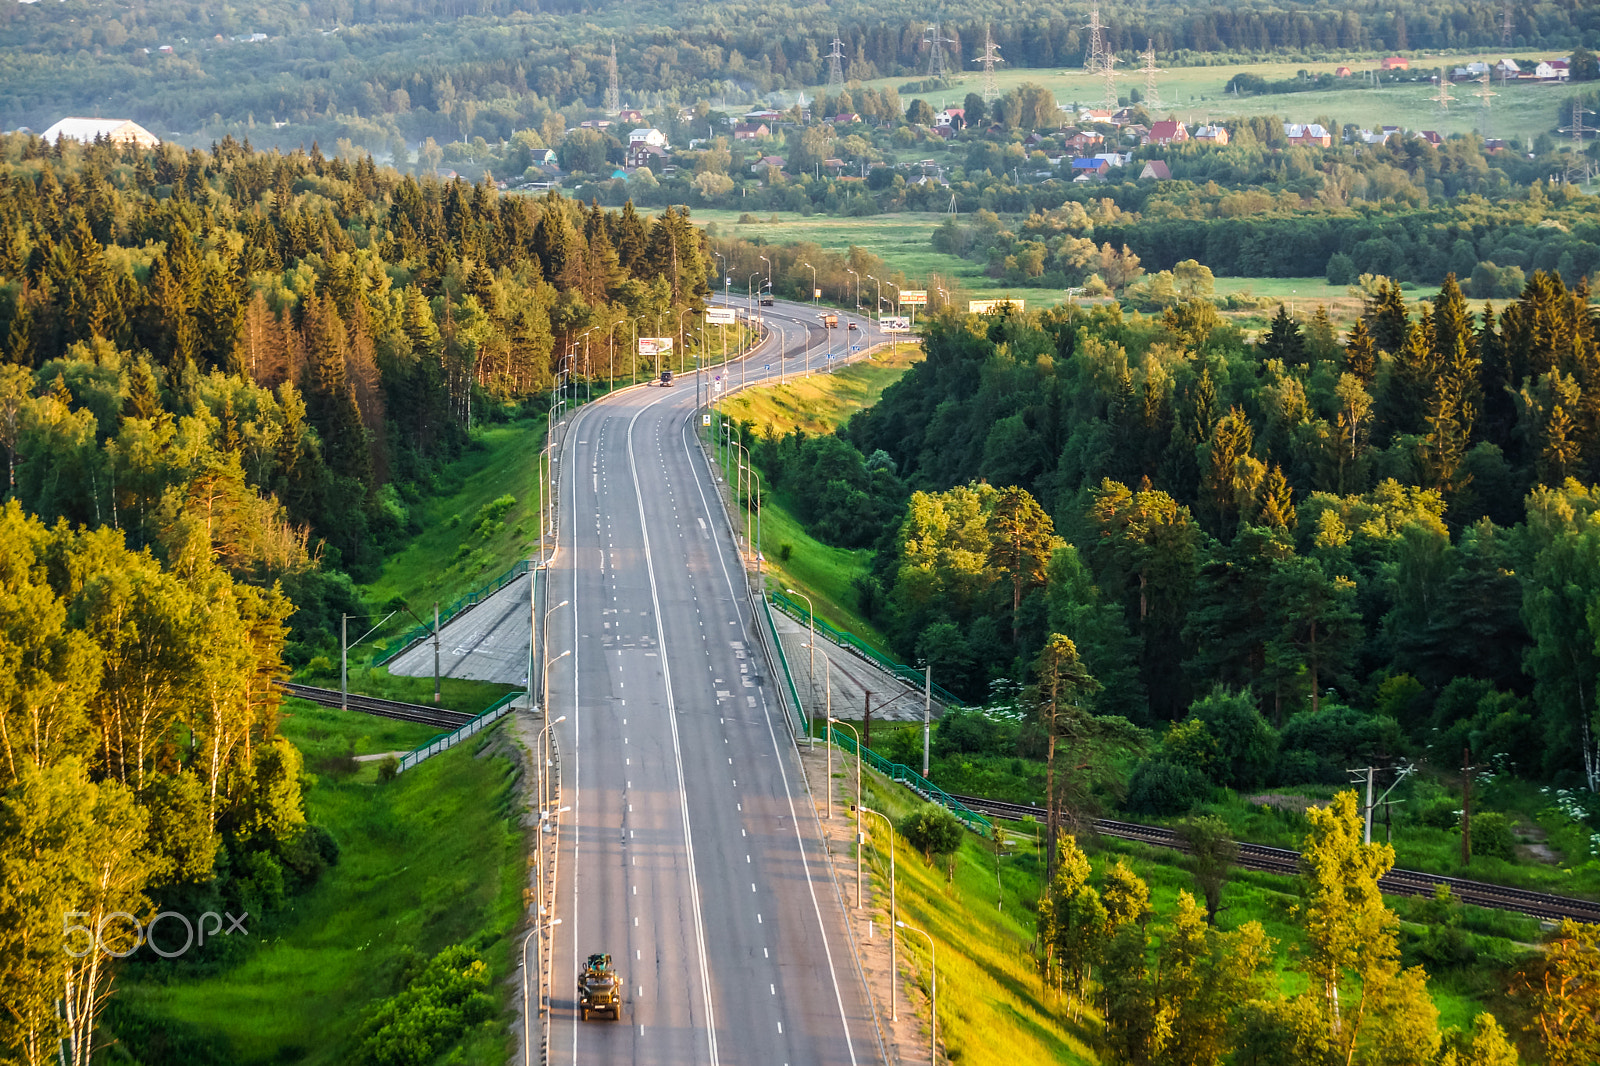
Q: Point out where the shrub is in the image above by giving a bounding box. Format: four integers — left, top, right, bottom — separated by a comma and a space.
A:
377, 756, 400, 783
1469, 811, 1516, 861
354, 944, 494, 1065
1124, 757, 1212, 816
1325, 251, 1357, 285
899, 803, 965, 870
1184, 686, 1278, 789
1277, 704, 1403, 784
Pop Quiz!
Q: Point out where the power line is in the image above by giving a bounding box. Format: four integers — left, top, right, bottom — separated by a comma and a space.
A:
1101, 51, 1122, 110
1475, 71, 1498, 140
1432, 70, 1455, 112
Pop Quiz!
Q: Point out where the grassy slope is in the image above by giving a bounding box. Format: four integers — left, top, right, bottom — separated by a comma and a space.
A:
114, 701, 525, 1063
361, 417, 546, 651
851, 757, 1532, 1064
719, 343, 923, 646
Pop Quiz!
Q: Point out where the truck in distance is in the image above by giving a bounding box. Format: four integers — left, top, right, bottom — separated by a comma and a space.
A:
578, 952, 621, 1021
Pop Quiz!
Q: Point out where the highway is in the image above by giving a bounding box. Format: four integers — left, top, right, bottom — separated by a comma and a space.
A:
392, 297, 893, 1065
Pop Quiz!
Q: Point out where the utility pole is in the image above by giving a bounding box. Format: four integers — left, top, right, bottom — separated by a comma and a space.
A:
341, 614, 348, 709
1462, 748, 1478, 867
826, 32, 846, 95
433, 602, 443, 704
922, 663, 932, 777
863, 690, 873, 752
1348, 763, 1414, 845
605, 41, 620, 114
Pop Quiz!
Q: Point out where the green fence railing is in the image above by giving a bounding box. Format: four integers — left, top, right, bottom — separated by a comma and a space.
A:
758, 595, 808, 737
375, 559, 533, 666
396, 689, 524, 774
768, 590, 965, 707
826, 724, 992, 834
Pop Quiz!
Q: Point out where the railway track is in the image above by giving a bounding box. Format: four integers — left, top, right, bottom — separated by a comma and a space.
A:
278, 682, 474, 730
953, 793, 1600, 924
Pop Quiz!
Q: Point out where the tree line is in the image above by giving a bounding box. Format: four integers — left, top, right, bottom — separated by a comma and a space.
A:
4, 0, 1596, 160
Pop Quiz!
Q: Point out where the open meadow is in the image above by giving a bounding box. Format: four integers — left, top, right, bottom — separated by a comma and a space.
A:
826, 51, 1577, 145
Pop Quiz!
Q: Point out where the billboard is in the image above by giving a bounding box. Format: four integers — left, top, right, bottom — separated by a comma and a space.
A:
813, 288, 822, 299
706, 307, 737, 325
899, 290, 928, 306
968, 299, 1025, 314
637, 337, 674, 356
881, 316, 911, 333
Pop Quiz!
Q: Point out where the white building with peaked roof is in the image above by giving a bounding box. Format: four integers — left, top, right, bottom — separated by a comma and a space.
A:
41, 117, 160, 148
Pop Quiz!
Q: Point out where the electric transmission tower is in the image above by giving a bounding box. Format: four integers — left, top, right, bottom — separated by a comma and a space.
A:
605, 41, 620, 114
1432, 71, 1454, 112
1101, 51, 1122, 110
924, 21, 956, 80
1138, 38, 1163, 111
973, 25, 1003, 103
1501, 2, 1513, 46
826, 33, 846, 93
1558, 97, 1597, 186
1085, 5, 1107, 77
1474, 72, 1497, 139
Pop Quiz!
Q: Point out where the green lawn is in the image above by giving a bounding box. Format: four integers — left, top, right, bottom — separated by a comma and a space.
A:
110, 700, 527, 1064
723, 341, 922, 436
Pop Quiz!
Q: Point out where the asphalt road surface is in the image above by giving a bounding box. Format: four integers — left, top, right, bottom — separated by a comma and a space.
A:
395, 300, 891, 1065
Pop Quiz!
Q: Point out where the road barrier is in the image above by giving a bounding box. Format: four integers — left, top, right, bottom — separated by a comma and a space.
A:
374, 559, 532, 666
757, 592, 809, 738
396, 689, 523, 773
768, 589, 964, 707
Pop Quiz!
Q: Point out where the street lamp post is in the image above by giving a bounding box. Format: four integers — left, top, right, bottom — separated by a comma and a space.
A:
538, 600, 569, 708
540, 652, 570, 819
760, 254, 771, 299
860, 806, 897, 1021
846, 268, 859, 317
824, 665, 834, 819
831, 717, 863, 906
522, 916, 562, 1066
896, 921, 936, 1066
787, 588, 815, 746
866, 274, 882, 332
803, 261, 817, 307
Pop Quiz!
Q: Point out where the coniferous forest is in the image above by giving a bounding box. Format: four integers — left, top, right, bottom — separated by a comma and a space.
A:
0, 131, 710, 1058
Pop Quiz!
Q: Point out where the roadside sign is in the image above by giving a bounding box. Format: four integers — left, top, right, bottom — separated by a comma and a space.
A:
969, 299, 1024, 313
763, 364, 771, 371
638, 337, 674, 356
706, 307, 736, 324
882, 316, 911, 333
702, 414, 711, 426
899, 290, 928, 306
813, 288, 822, 299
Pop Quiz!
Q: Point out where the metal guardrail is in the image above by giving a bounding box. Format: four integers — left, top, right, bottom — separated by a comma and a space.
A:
374, 559, 532, 666
395, 689, 523, 773
768, 590, 965, 707
826, 723, 992, 833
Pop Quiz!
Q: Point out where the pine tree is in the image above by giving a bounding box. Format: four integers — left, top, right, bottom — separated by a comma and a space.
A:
1258, 464, 1295, 531
1343, 317, 1377, 383
299, 295, 370, 485
1258, 304, 1307, 367
613, 199, 647, 272
1366, 277, 1410, 354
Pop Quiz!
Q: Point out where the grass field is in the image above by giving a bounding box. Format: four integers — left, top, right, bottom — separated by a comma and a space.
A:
833, 51, 1575, 146
112, 702, 526, 1063
696, 209, 1036, 306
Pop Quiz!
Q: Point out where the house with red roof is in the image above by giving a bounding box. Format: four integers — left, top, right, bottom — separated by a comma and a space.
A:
1148, 120, 1188, 146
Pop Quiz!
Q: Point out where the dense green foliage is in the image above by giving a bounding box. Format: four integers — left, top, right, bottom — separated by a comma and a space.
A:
747, 273, 1600, 797
0, 500, 324, 1060
4, 1, 1595, 156
0, 133, 711, 652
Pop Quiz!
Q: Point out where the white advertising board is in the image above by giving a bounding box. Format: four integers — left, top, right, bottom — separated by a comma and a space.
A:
637, 337, 674, 356
706, 307, 737, 324
968, 299, 1025, 313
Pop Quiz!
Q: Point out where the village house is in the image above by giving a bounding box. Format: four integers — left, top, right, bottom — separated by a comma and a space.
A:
1494, 58, 1521, 78
1071, 157, 1110, 179
1381, 56, 1410, 70
1139, 160, 1172, 181
1335, 66, 1352, 78
1284, 123, 1332, 147
626, 143, 669, 169
1192, 124, 1229, 146
732, 122, 769, 140
1065, 130, 1104, 152
1527, 61, 1568, 81
1148, 119, 1189, 146
749, 154, 786, 174
1419, 130, 1443, 146
628, 127, 668, 148
936, 108, 965, 129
